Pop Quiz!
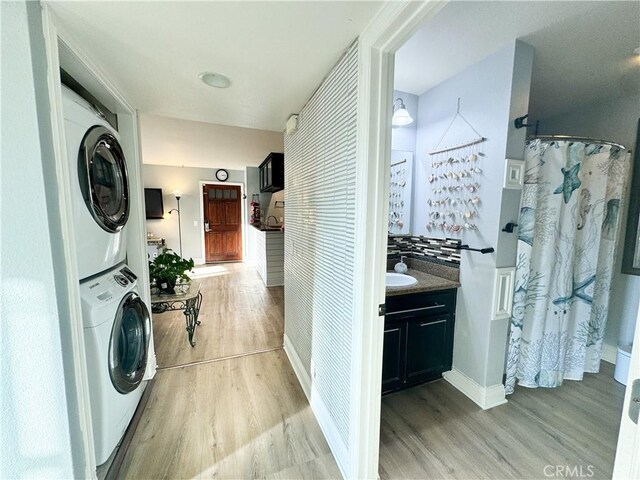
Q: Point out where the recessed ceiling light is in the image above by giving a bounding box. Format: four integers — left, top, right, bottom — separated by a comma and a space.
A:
198, 72, 231, 88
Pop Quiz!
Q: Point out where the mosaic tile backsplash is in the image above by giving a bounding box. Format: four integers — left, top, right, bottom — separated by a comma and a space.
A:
388, 235, 461, 266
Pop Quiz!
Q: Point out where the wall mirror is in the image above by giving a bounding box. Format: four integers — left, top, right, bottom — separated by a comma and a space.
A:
622, 119, 640, 275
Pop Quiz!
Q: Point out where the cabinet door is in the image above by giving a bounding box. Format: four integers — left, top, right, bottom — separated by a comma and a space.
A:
405, 315, 453, 385
267, 159, 272, 187
382, 323, 405, 394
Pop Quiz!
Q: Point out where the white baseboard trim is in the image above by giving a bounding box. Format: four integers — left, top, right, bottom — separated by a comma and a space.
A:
283, 334, 311, 398
283, 334, 349, 479
443, 368, 508, 410
601, 342, 618, 365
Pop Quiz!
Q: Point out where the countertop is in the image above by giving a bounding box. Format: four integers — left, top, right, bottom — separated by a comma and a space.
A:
385, 268, 460, 297
250, 223, 283, 232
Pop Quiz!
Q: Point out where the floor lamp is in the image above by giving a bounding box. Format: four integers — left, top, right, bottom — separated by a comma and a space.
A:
168, 191, 183, 257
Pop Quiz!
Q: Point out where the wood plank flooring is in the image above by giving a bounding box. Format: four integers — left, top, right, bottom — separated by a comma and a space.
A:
136, 262, 625, 480
152, 263, 284, 368
379, 362, 625, 480
119, 349, 341, 479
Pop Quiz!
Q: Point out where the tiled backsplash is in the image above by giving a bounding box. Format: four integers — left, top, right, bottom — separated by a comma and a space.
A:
388, 235, 461, 266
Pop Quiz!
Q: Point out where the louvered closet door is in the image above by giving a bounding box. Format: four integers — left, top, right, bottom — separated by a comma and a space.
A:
203, 184, 242, 262
284, 41, 358, 449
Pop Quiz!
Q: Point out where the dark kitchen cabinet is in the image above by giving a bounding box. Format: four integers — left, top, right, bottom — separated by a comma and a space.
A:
382, 289, 457, 395
259, 152, 284, 193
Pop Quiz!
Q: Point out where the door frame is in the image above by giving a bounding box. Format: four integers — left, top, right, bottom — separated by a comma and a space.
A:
353, 1, 640, 478
41, 3, 155, 477
198, 181, 246, 265
350, 1, 446, 477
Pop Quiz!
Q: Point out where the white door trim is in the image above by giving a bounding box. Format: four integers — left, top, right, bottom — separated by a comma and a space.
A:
613, 298, 640, 478
350, 2, 447, 478
198, 181, 246, 265
41, 6, 96, 477
41, 4, 153, 477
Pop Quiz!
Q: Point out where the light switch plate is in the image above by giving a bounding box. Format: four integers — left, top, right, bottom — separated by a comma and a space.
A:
504, 158, 525, 189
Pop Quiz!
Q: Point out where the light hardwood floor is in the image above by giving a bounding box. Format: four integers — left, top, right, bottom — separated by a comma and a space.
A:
120, 350, 341, 479
138, 263, 625, 480
379, 362, 625, 480
152, 263, 284, 368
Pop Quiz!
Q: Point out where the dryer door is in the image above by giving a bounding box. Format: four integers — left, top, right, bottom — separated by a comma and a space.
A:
79, 126, 129, 233
109, 292, 151, 394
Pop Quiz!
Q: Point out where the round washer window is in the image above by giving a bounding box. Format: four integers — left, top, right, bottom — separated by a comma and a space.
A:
109, 293, 150, 394
79, 126, 129, 233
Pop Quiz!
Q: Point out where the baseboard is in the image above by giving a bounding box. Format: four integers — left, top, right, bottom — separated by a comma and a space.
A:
443, 368, 508, 410
283, 334, 349, 479
283, 334, 311, 398
601, 342, 618, 365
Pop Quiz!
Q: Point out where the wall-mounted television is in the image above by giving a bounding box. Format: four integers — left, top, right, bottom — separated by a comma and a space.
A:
144, 188, 164, 219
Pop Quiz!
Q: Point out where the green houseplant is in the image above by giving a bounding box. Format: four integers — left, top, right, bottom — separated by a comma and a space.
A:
148, 247, 195, 294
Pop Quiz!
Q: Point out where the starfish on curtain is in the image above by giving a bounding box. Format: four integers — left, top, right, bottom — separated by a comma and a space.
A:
553, 163, 582, 204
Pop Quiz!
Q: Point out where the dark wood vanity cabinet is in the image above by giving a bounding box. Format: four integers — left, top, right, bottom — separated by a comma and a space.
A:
259, 152, 284, 193
382, 289, 456, 395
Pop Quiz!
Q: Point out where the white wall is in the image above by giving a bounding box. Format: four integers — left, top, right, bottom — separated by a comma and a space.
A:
140, 113, 284, 169
412, 41, 534, 388
140, 114, 285, 263
538, 94, 640, 349
142, 165, 244, 263
1, 2, 78, 477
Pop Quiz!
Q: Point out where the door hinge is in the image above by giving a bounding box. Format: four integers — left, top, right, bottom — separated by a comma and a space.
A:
378, 303, 387, 316
629, 379, 640, 425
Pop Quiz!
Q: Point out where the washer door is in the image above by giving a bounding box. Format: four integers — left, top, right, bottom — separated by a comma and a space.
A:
79, 126, 129, 233
109, 292, 151, 394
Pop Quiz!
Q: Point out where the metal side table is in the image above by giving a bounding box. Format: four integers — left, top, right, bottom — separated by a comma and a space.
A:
150, 281, 202, 347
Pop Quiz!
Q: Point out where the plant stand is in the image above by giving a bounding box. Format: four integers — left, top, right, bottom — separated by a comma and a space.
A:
150, 281, 202, 347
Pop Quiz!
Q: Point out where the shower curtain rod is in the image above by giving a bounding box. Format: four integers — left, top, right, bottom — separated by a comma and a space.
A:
528, 134, 625, 150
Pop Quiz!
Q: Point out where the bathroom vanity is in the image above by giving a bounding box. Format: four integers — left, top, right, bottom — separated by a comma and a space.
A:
383, 262, 460, 395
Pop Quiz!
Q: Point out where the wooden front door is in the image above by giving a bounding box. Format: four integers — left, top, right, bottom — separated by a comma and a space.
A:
203, 184, 242, 262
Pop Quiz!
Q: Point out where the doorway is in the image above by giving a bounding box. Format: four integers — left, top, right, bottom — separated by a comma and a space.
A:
202, 183, 243, 263
366, 1, 640, 479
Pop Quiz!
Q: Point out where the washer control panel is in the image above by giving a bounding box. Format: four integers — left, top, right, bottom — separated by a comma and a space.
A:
81, 265, 139, 305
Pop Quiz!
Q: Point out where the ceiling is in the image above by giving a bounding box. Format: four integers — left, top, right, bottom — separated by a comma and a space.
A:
394, 1, 640, 119
49, 1, 383, 132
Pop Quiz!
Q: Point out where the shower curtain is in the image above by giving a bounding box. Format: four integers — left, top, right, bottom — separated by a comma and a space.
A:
505, 139, 628, 394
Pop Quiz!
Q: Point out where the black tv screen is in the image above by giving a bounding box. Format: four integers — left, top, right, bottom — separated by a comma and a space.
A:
145, 188, 164, 219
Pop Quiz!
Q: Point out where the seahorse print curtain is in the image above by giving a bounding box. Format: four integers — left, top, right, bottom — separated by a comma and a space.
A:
505, 140, 628, 394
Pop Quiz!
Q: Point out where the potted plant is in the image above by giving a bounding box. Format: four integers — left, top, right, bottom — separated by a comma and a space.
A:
148, 247, 195, 294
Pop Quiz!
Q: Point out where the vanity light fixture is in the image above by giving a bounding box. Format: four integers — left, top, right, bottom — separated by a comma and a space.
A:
392, 98, 414, 127
198, 72, 232, 88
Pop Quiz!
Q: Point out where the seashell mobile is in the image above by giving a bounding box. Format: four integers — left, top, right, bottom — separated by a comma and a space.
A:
426, 98, 486, 234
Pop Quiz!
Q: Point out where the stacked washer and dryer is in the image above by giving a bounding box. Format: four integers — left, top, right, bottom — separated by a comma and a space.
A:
62, 86, 151, 466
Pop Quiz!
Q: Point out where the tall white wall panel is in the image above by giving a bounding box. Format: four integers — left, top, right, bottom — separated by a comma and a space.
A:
284, 41, 358, 452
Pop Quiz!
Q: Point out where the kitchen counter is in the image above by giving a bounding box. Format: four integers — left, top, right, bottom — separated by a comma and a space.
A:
249, 224, 284, 287
250, 223, 283, 232
386, 268, 460, 296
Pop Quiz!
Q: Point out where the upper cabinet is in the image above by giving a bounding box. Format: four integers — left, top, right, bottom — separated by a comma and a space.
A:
259, 152, 284, 193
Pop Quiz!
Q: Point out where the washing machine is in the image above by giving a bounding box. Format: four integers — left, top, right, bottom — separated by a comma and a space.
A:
62, 86, 129, 281
80, 263, 151, 466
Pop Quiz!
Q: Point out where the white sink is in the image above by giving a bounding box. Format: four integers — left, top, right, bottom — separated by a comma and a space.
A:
386, 272, 417, 288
